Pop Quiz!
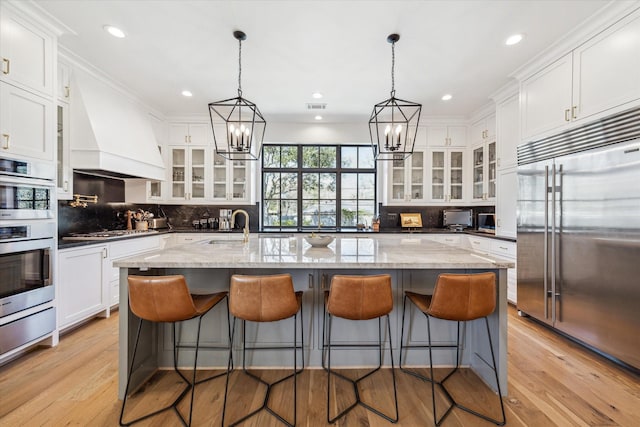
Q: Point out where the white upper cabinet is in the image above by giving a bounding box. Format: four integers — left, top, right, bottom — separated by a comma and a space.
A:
168, 146, 207, 201
470, 113, 496, 147
0, 5, 54, 97
168, 122, 210, 145
426, 125, 467, 147
496, 94, 520, 169
521, 8, 640, 142
572, 10, 640, 122
428, 148, 465, 203
211, 152, 250, 202
386, 150, 426, 204
57, 61, 71, 102
471, 140, 496, 203
0, 81, 54, 161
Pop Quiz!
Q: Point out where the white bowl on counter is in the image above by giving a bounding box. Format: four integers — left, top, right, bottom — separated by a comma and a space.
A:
304, 234, 335, 247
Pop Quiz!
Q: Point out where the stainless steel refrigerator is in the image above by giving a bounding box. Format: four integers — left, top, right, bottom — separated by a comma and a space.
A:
517, 107, 640, 372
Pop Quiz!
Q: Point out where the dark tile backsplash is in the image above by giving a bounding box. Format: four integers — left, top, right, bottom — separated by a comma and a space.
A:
378, 203, 495, 231
58, 200, 492, 236
58, 201, 260, 236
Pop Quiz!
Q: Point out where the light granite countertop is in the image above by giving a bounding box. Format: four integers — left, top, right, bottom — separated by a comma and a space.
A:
114, 234, 515, 269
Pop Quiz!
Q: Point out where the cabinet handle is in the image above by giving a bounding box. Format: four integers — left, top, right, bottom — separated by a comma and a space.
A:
2, 58, 9, 75
64, 85, 70, 98
499, 246, 508, 251
102, 248, 108, 259
321, 273, 328, 290
2, 134, 9, 149
572, 106, 577, 119
63, 180, 69, 191
564, 109, 571, 122
188, 135, 192, 143
308, 273, 314, 289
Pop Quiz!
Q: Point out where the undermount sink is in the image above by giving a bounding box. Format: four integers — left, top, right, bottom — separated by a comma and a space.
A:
208, 239, 245, 245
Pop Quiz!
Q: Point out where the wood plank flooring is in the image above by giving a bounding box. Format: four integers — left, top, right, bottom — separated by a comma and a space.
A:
1, 305, 639, 426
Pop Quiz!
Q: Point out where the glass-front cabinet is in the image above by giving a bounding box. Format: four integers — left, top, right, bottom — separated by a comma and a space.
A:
169, 146, 206, 201
472, 141, 496, 202
388, 151, 425, 204
429, 149, 464, 203
212, 152, 249, 201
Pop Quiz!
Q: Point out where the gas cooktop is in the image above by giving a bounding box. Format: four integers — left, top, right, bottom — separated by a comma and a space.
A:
62, 229, 159, 241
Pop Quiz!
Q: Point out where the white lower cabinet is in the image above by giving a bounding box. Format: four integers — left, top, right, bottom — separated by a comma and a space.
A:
423, 234, 462, 246
108, 236, 161, 306
58, 236, 162, 330
58, 245, 109, 330
464, 235, 517, 304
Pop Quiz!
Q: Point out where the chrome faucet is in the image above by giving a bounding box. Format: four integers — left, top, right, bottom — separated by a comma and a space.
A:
230, 209, 250, 243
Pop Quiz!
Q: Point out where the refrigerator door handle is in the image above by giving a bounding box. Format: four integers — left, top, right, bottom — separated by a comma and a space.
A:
551, 162, 557, 324
544, 165, 549, 320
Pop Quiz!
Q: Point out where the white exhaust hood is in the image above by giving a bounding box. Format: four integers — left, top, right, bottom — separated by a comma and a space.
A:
70, 68, 165, 180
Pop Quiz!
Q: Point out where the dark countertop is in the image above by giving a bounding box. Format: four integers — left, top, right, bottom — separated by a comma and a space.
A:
59, 227, 515, 250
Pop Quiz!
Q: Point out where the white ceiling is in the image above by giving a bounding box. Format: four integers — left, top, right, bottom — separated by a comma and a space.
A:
34, 0, 616, 123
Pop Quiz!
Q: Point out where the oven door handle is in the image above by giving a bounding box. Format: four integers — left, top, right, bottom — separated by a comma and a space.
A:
43, 248, 52, 286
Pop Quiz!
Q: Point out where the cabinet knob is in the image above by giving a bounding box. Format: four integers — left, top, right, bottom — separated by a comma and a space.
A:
2, 134, 9, 149
2, 58, 9, 75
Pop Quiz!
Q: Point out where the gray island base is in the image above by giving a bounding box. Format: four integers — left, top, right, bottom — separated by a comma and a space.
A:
115, 234, 513, 399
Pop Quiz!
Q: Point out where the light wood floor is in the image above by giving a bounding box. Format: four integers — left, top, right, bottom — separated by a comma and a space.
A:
1, 305, 639, 426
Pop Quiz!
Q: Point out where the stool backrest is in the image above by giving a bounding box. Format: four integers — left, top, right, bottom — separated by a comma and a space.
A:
229, 274, 298, 322
427, 272, 496, 321
128, 275, 198, 322
327, 274, 393, 320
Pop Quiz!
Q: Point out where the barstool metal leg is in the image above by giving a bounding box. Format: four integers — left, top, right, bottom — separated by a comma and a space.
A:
326, 313, 398, 424
224, 314, 299, 427
120, 319, 193, 426
428, 316, 506, 426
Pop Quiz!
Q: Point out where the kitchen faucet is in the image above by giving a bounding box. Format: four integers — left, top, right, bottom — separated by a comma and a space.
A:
230, 209, 250, 243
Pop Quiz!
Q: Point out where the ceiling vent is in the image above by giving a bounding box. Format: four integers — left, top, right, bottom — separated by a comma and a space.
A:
306, 103, 327, 110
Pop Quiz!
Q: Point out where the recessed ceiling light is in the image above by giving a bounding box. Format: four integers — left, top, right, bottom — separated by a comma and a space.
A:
181, 90, 193, 97
314, 115, 323, 121
505, 34, 523, 46
103, 25, 126, 38
441, 94, 453, 101
312, 92, 323, 99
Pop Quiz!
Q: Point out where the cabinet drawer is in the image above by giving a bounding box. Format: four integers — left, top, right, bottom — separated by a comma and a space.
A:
490, 240, 516, 258
428, 234, 461, 246
468, 237, 491, 254
109, 235, 160, 259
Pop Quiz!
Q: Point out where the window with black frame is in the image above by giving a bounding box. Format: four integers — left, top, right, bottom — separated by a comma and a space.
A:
262, 145, 376, 231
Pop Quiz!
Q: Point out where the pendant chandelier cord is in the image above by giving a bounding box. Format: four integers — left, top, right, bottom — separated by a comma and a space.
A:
390, 40, 395, 98
237, 37, 243, 97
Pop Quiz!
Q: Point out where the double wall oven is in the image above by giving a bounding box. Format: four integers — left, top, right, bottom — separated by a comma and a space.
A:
0, 157, 56, 356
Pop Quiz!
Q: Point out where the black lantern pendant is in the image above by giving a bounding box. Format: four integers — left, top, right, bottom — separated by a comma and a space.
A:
369, 34, 422, 161
209, 30, 266, 161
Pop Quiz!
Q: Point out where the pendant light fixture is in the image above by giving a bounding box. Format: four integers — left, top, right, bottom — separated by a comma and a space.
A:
209, 30, 266, 161
369, 34, 422, 161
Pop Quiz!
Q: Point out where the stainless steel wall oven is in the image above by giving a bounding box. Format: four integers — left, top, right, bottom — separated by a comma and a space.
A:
0, 157, 56, 356
0, 157, 55, 220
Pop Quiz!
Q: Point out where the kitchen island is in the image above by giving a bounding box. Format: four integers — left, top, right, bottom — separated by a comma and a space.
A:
115, 234, 514, 398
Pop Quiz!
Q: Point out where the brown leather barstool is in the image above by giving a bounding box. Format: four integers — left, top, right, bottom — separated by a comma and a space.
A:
222, 273, 303, 427
120, 275, 229, 426
324, 274, 399, 424
399, 272, 506, 426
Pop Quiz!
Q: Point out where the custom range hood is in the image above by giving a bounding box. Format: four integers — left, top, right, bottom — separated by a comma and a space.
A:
70, 68, 165, 180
